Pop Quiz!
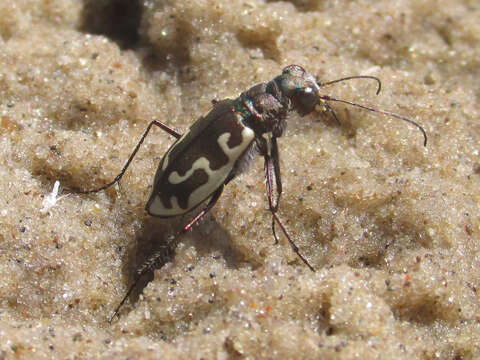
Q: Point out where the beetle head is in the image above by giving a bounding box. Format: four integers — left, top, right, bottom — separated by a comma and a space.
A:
271, 65, 427, 146
276, 65, 320, 116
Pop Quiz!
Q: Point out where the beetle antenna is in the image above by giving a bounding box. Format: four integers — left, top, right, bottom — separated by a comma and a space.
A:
319, 94, 427, 147
318, 76, 382, 95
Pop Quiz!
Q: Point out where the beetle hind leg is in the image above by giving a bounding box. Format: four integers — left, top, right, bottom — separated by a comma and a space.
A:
70, 120, 182, 194
183, 185, 224, 232
109, 185, 225, 322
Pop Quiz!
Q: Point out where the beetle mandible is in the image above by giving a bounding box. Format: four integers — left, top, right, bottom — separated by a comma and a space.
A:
74, 65, 427, 320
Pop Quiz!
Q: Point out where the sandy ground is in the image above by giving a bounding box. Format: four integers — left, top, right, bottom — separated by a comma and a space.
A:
1, 0, 479, 359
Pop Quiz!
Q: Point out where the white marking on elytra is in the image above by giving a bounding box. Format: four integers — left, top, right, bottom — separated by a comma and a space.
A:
187, 127, 254, 209
148, 126, 255, 216
148, 194, 181, 216
168, 157, 209, 184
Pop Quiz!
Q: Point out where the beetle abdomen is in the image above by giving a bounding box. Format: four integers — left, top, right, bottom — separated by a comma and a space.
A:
146, 100, 255, 217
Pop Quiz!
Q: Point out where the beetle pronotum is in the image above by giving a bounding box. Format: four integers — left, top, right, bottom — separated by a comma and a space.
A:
74, 65, 427, 321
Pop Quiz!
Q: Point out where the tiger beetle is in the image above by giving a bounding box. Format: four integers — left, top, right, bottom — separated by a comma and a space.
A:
73, 64, 427, 321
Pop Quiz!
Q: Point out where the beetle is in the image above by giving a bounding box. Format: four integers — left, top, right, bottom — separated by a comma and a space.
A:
74, 65, 427, 320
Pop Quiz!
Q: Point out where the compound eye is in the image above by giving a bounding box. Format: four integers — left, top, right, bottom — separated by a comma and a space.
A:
303, 86, 314, 95
293, 86, 318, 116
301, 85, 318, 99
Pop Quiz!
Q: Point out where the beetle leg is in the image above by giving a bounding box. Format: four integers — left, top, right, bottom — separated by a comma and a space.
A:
151, 120, 183, 139
264, 154, 278, 244
263, 137, 282, 244
73, 120, 182, 194
108, 242, 174, 323
109, 185, 224, 322
183, 185, 224, 232
271, 137, 282, 211
264, 154, 315, 272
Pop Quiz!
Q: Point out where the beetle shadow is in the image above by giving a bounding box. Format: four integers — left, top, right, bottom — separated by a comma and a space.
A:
184, 214, 246, 266
116, 212, 244, 313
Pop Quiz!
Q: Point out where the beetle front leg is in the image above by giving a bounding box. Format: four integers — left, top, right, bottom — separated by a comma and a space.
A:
271, 137, 282, 212
264, 154, 279, 245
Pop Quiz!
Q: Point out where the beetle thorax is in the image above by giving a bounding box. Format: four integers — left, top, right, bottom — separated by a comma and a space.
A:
236, 82, 288, 137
